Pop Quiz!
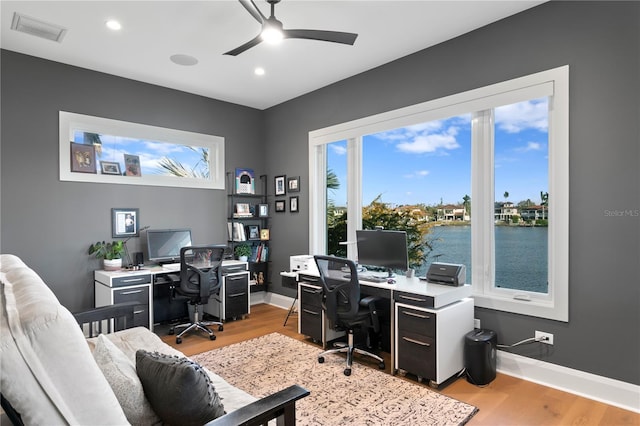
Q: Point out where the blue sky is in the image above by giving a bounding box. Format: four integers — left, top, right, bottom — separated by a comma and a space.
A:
74, 131, 207, 177
328, 98, 549, 207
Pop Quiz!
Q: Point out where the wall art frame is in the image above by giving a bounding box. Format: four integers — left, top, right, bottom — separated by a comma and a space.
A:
274, 175, 286, 196
112, 208, 140, 238
287, 176, 300, 192
275, 199, 286, 212
289, 196, 299, 213
59, 111, 225, 189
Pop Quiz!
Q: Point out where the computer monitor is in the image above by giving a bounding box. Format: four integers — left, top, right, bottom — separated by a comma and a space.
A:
356, 229, 409, 277
146, 228, 193, 264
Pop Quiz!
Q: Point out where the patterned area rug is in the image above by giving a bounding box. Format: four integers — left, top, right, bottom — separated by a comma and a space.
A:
191, 332, 478, 425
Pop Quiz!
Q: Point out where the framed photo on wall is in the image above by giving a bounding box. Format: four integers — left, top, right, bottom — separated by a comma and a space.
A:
112, 208, 140, 237
275, 175, 286, 196
100, 161, 122, 175
260, 229, 270, 241
287, 176, 300, 192
70, 142, 97, 174
275, 199, 286, 212
289, 196, 299, 213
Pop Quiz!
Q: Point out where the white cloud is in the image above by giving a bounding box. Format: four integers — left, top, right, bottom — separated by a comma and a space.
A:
397, 130, 460, 154
330, 144, 347, 155
495, 98, 548, 133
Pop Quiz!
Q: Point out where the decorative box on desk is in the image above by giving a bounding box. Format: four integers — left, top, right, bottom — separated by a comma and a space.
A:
94, 269, 153, 330
204, 261, 250, 321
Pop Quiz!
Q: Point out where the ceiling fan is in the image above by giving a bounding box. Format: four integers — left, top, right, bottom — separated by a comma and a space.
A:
224, 0, 358, 56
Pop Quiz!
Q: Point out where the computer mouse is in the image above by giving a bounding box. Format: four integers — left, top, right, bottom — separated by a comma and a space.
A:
387, 278, 396, 284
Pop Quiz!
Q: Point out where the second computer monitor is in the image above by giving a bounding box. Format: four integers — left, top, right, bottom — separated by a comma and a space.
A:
356, 229, 409, 277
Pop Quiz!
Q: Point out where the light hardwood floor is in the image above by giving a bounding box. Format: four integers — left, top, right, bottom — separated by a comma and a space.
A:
159, 303, 639, 426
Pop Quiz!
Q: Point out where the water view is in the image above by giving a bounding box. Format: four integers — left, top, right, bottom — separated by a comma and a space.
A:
419, 225, 548, 294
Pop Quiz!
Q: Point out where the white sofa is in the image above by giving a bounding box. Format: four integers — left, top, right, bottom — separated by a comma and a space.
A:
0, 254, 307, 425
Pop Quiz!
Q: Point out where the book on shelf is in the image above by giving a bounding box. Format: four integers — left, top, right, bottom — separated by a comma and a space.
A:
251, 242, 269, 262
227, 222, 246, 241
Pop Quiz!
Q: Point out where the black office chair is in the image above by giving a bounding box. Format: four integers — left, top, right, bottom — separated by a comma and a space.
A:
168, 245, 226, 344
314, 255, 385, 376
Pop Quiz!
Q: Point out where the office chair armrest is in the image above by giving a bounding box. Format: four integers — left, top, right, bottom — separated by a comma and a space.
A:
205, 384, 310, 426
360, 296, 381, 333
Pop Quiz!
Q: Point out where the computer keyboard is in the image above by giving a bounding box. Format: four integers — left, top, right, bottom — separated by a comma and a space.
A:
359, 275, 388, 283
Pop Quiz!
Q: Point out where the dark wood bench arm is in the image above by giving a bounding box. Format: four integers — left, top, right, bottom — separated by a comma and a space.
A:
72, 301, 139, 336
206, 384, 310, 426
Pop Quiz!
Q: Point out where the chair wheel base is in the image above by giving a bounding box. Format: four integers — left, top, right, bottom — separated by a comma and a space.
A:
176, 337, 182, 344
344, 368, 351, 376
379, 362, 385, 370
209, 334, 216, 340
168, 328, 174, 335
318, 356, 325, 364
218, 325, 224, 331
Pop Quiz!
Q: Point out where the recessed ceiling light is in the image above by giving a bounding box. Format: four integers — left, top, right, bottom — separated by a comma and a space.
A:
170, 54, 199, 66
254, 67, 266, 76
105, 20, 122, 31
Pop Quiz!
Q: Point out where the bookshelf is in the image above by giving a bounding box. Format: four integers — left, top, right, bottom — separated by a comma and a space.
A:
227, 172, 270, 290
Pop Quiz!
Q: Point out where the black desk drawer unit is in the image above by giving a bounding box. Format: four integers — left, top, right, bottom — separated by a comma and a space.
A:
224, 272, 249, 320
394, 298, 474, 388
396, 306, 436, 382
113, 285, 150, 329
299, 283, 323, 342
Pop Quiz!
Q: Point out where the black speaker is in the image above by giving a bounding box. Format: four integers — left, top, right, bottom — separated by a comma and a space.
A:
134, 252, 144, 266
464, 329, 497, 385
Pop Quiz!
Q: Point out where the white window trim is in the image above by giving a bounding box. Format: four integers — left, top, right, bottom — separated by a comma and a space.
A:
309, 66, 569, 322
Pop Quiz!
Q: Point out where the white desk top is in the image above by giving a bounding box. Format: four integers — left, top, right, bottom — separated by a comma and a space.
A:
95, 260, 246, 281
296, 270, 472, 308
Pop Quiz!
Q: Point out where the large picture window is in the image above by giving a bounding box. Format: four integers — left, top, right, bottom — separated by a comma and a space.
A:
309, 66, 569, 321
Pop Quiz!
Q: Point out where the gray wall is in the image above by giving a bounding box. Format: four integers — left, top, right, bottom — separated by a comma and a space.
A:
1, 50, 264, 311
263, 1, 639, 385
1, 1, 638, 386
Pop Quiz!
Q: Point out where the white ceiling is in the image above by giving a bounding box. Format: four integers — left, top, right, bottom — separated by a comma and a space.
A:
0, 1, 545, 110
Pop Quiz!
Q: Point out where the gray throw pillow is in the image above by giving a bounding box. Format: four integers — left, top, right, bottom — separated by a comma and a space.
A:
135, 350, 225, 426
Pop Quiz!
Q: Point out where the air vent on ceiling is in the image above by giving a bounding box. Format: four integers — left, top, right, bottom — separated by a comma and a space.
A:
11, 12, 67, 43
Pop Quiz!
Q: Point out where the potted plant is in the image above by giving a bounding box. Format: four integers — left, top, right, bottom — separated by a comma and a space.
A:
89, 241, 125, 271
234, 243, 252, 262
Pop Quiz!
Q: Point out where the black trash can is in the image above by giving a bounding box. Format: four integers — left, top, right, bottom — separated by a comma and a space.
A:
464, 329, 497, 385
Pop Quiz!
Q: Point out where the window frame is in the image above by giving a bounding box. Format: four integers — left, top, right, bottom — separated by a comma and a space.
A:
309, 66, 569, 321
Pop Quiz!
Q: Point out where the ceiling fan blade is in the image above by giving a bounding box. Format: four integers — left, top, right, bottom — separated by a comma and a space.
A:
283, 29, 358, 46
224, 34, 263, 56
239, 0, 266, 24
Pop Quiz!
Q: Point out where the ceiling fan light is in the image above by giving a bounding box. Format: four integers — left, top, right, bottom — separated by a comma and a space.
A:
261, 26, 283, 44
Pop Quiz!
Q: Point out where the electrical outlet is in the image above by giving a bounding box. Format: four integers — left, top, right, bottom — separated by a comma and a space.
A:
535, 331, 554, 345
474, 318, 481, 329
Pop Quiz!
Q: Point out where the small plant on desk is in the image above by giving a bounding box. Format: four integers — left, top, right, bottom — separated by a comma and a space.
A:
89, 241, 125, 270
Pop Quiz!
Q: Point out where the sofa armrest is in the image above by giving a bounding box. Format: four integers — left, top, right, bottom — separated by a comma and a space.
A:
72, 302, 139, 337
206, 384, 309, 426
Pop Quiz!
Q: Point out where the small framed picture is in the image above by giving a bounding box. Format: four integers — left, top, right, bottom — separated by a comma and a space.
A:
124, 154, 141, 177
112, 208, 139, 238
287, 176, 300, 192
258, 204, 269, 217
275, 199, 286, 212
235, 203, 251, 215
260, 229, 270, 240
70, 142, 97, 174
100, 161, 122, 175
289, 196, 299, 213
246, 225, 260, 240
275, 175, 286, 196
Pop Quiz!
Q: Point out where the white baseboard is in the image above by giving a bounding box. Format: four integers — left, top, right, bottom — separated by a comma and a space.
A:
497, 350, 640, 413
250, 291, 295, 311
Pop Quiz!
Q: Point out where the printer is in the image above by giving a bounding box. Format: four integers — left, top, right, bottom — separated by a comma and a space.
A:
426, 262, 466, 286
